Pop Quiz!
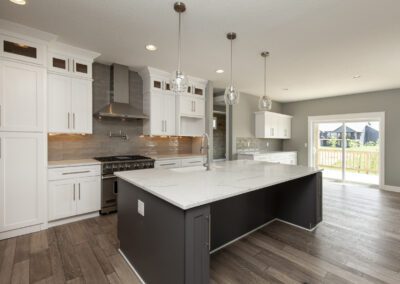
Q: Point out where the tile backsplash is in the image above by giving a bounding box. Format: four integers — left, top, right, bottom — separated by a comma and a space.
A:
48, 62, 200, 161
236, 137, 283, 153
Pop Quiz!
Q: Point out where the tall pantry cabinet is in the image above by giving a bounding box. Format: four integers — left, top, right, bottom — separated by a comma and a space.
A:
0, 31, 47, 239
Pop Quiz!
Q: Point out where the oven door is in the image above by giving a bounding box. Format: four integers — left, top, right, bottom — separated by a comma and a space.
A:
101, 174, 118, 213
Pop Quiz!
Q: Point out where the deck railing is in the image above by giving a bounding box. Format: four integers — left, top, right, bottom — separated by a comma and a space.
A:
317, 148, 379, 174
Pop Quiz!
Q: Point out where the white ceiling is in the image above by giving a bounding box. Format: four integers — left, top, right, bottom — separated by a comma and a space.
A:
1, 0, 400, 102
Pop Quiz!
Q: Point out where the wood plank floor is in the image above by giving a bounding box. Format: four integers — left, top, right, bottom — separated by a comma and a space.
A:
2, 180, 400, 283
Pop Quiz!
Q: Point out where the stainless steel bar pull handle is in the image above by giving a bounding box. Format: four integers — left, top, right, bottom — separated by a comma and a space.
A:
78, 183, 81, 200
73, 113, 76, 129
68, 113, 70, 129
62, 170, 90, 175
73, 184, 76, 201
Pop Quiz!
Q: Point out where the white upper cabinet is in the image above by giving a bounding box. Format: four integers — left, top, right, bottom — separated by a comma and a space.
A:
255, 111, 292, 139
48, 74, 92, 134
0, 34, 46, 66
48, 42, 98, 79
0, 60, 45, 132
140, 67, 207, 137
47, 43, 98, 134
0, 132, 45, 232
71, 78, 92, 133
147, 93, 176, 136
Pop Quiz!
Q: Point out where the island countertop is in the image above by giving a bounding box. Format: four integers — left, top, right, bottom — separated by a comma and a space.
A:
115, 160, 322, 210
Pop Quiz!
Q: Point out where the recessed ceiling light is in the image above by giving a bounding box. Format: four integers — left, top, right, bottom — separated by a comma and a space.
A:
353, 75, 361, 79
145, 44, 157, 51
9, 0, 26, 5
216, 69, 224, 74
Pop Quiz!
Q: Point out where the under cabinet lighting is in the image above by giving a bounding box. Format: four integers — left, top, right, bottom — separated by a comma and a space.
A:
9, 0, 26, 5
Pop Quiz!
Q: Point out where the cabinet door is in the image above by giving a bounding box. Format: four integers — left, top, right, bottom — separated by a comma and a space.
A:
193, 99, 205, 116
179, 96, 195, 116
48, 52, 70, 75
192, 84, 205, 97
76, 176, 101, 215
0, 61, 45, 132
266, 113, 278, 138
48, 74, 72, 133
150, 94, 164, 135
72, 58, 92, 78
71, 78, 92, 134
164, 94, 176, 135
0, 133, 45, 231
150, 76, 165, 93
1, 35, 45, 65
48, 180, 77, 221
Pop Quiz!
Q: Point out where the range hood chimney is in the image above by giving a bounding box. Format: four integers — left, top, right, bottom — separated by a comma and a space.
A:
95, 63, 148, 119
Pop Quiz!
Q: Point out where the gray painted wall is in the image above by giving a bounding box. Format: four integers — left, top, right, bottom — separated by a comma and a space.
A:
231, 93, 283, 158
282, 88, 400, 187
49, 63, 199, 160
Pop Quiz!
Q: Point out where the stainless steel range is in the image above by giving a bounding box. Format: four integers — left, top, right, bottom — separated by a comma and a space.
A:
94, 155, 155, 214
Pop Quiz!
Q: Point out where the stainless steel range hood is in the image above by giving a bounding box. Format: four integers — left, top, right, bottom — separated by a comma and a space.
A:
95, 64, 148, 119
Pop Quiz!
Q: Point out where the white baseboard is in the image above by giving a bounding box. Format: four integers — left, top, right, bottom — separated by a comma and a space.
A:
119, 249, 146, 284
47, 212, 99, 228
0, 223, 44, 240
382, 185, 400, 193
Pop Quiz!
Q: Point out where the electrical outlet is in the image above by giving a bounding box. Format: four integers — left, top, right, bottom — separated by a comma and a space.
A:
138, 200, 145, 216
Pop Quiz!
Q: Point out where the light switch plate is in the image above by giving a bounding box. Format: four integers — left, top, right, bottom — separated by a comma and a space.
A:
138, 200, 145, 216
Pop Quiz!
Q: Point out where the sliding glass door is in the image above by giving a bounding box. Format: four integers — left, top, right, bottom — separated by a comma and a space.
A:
312, 119, 380, 186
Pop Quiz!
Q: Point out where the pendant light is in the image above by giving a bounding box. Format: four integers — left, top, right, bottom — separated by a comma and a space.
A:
258, 51, 272, 111
224, 32, 240, 105
170, 2, 189, 94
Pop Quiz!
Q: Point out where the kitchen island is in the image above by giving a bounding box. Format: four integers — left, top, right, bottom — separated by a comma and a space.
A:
116, 160, 323, 284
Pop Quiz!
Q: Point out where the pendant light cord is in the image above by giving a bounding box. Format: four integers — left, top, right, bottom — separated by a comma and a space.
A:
264, 55, 267, 96
177, 11, 182, 72
230, 39, 233, 86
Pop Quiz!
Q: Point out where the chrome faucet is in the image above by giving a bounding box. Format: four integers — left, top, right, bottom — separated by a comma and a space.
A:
201, 133, 211, 171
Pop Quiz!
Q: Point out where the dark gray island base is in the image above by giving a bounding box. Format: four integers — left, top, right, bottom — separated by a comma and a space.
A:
117, 172, 322, 284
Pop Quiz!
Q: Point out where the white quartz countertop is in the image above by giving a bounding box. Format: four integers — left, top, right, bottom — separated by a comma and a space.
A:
149, 153, 203, 161
115, 160, 322, 210
48, 159, 101, 169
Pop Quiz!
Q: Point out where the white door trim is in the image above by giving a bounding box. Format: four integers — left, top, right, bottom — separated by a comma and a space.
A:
308, 112, 385, 189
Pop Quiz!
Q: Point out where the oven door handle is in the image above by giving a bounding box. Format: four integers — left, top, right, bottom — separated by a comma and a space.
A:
102, 175, 117, 180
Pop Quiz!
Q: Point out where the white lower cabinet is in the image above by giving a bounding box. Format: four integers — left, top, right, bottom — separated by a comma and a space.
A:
48, 180, 76, 221
238, 152, 297, 166
76, 176, 101, 215
0, 132, 45, 233
154, 157, 203, 169
48, 165, 101, 221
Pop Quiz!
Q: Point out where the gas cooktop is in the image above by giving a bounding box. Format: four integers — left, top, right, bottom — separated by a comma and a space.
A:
94, 155, 153, 162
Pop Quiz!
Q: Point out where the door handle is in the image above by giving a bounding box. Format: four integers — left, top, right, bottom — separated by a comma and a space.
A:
165, 120, 167, 132
73, 184, 76, 201
68, 113, 70, 129
73, 113, 76, 129
78, 183, 81, 200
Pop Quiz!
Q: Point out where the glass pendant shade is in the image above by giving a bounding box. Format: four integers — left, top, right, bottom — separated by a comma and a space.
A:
224, 32, 239, 105
171, 2, 189, 95
258, 95, 272, 111
224, 85, 240, 105
170, 70, 189, 94
258, 51, 272, 111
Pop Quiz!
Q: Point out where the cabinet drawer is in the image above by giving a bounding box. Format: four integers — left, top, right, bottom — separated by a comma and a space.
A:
181, 157, 203, 167
48, 165, 100, 181
155, 159, 182, 169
